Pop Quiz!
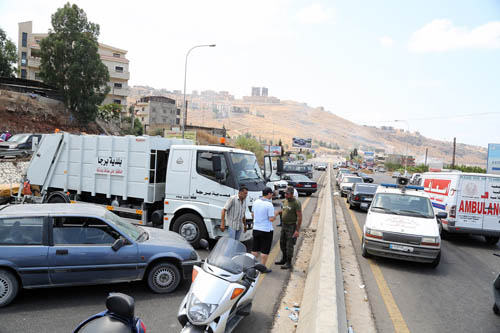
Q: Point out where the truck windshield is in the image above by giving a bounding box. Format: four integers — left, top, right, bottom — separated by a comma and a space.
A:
371, 193, 434, 218
231, 153, 264, 183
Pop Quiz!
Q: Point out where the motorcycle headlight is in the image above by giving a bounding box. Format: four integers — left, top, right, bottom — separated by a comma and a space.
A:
187, 294, 217, 323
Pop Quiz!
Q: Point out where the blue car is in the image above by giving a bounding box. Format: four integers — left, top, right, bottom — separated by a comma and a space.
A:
0, 203, 200, 307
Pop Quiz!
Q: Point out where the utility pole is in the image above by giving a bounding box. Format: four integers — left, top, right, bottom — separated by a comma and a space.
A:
424, 148, 428, 166
451, 137, 456, 169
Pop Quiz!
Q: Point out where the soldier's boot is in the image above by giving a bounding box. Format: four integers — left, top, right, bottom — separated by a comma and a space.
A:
275, 253, 287, 265
281, 258, 293, 270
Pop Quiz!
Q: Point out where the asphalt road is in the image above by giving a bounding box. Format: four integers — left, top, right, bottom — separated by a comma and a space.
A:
0, 170, 324, 333
337, 171, 500, 333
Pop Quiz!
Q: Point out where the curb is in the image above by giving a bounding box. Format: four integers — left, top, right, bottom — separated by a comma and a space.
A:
296, 165, 347, 333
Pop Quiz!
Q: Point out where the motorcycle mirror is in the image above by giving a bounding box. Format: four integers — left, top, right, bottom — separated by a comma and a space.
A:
254, 264, 267, 273
199, 239, 209, 250
106, 293, 135, 319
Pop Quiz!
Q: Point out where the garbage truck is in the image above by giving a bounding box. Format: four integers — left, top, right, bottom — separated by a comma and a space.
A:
9, 132, 273, 247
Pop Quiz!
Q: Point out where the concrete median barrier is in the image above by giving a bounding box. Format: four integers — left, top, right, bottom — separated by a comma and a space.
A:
296, 166, 347, 333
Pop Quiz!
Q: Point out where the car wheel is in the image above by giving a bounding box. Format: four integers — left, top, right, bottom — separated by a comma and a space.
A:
485, 236, 500, 245
173, 213, 207, 248
361, 237, 370, 258
430, 252, 441, 268
493, 304, 500, 316
147, 262, 181, 294
0, 269, 19, 308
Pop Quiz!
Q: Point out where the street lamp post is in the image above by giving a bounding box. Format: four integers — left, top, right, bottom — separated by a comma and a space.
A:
395, 119, 410, 175
182, 44, 216, 139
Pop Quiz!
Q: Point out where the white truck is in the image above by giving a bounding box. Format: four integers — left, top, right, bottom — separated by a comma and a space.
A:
13, 132, 273, 247
421, 171, 500, 245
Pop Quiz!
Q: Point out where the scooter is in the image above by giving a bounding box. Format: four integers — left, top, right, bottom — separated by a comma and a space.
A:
493, 253, 500, 316
73, 293, 146, 333
178, 237, 267, 333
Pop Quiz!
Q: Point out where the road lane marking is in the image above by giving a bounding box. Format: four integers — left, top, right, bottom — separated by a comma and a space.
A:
344, 200, 410, 333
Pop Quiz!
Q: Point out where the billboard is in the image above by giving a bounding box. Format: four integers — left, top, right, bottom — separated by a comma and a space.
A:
165, 131, 197, 141
263, 145, 282, 156
292, 137, 312, 149
487, 144, 500, 174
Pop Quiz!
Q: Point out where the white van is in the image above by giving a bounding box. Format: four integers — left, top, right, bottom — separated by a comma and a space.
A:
421, 172, 500, 245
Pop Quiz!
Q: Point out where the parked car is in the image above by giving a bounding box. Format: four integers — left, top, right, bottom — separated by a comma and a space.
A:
267, 172, 288, 199
347, 183, 378, 210
315, 164, 327, 171
361, 182, 445, 267
357, 172, 374, 183
0, 133, 43, 158
0, 203, 200, 307
392, 171, 401, 178
282, 173, 317, 196
336, 169, 352, 187
377, 167, 386, 173
339, 176, 364, 197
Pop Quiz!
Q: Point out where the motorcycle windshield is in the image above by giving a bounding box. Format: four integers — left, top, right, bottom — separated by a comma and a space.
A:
206, 237, 252, 274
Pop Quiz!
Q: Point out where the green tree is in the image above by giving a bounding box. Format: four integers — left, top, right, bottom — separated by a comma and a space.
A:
0, 28, 17, 77
235, 135, 265, 163
40, 3, 110, 123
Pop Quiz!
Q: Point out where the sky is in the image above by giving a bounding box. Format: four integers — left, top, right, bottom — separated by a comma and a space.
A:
1, 0, 499, 147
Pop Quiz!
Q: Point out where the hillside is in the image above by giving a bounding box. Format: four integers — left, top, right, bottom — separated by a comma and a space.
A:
185, 100, 486, 167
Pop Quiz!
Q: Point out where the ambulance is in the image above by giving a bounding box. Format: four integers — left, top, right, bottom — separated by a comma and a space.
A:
421, 172, 500, 245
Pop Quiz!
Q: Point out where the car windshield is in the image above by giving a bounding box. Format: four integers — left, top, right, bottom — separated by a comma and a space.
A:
206, 237, 255, 274
355, 185, 378, 193
105, 211, 143, 240
7, 134, 30, 142
270, 173, 281, 181
231, 153, 264, 182
371, 193, 434, 218
344, 177, 363, 183
290, 174, 310, 181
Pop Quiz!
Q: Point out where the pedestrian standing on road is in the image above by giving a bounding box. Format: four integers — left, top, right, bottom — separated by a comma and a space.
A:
277, 187, 298, 226
220, 186, 248, 240
251, 187, 281, 273
275, 186, 302, 269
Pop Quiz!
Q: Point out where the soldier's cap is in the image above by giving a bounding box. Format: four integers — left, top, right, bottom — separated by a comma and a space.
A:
286, 186, 295, 194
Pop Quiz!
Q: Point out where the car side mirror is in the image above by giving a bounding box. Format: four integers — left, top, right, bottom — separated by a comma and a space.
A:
215, 171, 225, 181
199, 239, 209, 250
436, 212, 447, 219
212, 155, 222, 172
111, 238, 124, 252
254, 264, 267, 272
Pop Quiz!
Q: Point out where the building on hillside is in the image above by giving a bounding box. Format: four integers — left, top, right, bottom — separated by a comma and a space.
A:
134, 96, 180, 132
262, 87, 268, 97
251, 87, 261, 96
17, 21, 130, 109
386, 154, 416, 167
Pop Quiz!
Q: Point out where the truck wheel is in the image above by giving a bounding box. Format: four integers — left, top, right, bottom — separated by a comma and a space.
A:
146, 262, 181, 294
0, 269, 19, 308
173, 213, 207, 248
485, 236, 500, 245
430, 252, 441, 268
45, 192, 70, 203
361, 237, 371, 258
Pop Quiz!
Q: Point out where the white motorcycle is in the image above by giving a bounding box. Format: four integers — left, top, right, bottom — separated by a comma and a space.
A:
178, 237, 266, 333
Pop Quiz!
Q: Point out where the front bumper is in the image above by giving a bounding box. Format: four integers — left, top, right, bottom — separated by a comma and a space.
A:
181, 259, 202, 279
364, 238, 440, 263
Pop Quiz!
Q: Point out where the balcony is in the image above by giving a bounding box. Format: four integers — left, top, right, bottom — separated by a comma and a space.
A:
110, 87, 128, 97
110, 70, 130, 80
28, 57, 41, 68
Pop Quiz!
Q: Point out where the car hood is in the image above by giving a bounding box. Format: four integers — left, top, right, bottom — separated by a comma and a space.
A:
365, 211, 439, 237
143, 227, 194, 249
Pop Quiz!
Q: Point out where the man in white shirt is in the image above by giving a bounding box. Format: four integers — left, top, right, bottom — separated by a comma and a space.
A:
251, 187, 281, 273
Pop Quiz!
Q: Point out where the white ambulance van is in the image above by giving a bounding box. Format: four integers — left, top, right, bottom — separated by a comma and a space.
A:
421, 172, 500, 245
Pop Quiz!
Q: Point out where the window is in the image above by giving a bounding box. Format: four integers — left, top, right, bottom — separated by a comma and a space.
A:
21, 52, 27, 66
113, 99, 122, 104
34, 72, 42, 80
141, 117, 144, 121
22, 32, 27, 47
197, 151, 228, 181
176, 118, 180, 125
52, 216, 120, 245
115, 66, 124, 73
21, 69, 27, 79
150, 150, 168, 183
0, 217, 44, 245
113, 53, 121, 58
113, 82, 122, 89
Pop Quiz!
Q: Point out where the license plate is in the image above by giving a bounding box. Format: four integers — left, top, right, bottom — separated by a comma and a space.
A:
361, 203, 369, 209
389, 244, 414, 252
365, 197, 372, 202
304, 185, 311, 187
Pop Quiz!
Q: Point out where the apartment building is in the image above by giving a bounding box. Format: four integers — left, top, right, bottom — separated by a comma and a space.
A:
135, 96, 180, 129
17, 21, 129, 108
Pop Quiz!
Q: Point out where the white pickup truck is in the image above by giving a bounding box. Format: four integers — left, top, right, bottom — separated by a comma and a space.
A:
11, 133, 274, 247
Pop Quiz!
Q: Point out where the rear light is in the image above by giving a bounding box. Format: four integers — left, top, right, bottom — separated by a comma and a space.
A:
354, 196, 360, 201
421, 237, 440, 247
450, 205, 456, 218
312, 184, 317, 188
296, 184, 304, 187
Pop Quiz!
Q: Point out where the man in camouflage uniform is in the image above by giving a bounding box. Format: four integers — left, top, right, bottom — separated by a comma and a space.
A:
275, 186, 302, 269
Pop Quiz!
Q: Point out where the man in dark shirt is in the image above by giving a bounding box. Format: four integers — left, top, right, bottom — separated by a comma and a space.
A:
275, 186, 302, 269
